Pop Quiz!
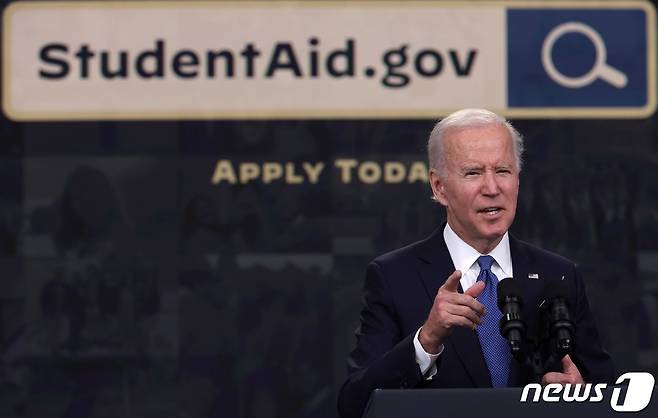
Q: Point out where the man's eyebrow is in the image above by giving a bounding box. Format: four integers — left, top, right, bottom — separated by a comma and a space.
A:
459, 165, 483, 173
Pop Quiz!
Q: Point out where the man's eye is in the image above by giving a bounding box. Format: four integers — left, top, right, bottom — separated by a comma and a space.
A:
497, 169, 511, 174
465, 171, 479, 177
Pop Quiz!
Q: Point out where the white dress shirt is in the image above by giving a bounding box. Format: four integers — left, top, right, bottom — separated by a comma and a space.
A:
413, 223, 514, 379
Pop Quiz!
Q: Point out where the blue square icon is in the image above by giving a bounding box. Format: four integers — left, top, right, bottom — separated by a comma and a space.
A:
507, 9, 648, 108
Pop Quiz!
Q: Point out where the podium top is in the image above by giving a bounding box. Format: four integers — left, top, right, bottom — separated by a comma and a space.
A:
363, 387, 658, 418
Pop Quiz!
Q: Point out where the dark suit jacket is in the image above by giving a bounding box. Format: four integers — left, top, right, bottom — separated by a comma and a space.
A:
338, 227, 614, 418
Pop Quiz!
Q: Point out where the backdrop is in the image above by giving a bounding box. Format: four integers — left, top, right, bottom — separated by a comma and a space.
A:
1, 1, 657, 418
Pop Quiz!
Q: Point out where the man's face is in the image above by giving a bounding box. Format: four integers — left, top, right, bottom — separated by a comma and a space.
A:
430, 124, 519, 254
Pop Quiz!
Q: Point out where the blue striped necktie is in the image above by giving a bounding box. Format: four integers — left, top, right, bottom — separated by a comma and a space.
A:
475, 255, 511, 387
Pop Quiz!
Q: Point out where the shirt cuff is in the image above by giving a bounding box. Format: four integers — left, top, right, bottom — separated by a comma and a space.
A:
413, 327, 443, 380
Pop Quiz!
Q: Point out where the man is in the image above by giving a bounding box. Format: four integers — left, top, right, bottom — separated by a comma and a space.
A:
338, 109, 614, 418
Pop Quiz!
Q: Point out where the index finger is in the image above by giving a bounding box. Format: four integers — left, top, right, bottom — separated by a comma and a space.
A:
440, 270, 462, 293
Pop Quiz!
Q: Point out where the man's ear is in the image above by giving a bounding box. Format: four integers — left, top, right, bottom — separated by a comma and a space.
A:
429, 169, 448, 206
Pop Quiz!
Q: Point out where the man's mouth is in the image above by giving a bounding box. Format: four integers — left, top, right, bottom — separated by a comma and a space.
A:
479, 207, 503, 216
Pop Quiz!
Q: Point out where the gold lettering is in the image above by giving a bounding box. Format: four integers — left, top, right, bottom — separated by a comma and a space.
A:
240, 163, 260, 184
384, 162, 406, 183
285, 162, 303, 184
334, 159, 358, 183
211, 159, 237, 184
303, 162, 325, 184
262, 162, 283, 184
408, 162, 429, 183
358, 161, 381, 184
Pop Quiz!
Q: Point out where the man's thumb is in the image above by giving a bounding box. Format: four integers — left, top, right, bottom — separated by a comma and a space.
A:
562, 354, 577, 371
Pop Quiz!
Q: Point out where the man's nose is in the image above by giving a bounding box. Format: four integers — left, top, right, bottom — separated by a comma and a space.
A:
481, 172, 500, 195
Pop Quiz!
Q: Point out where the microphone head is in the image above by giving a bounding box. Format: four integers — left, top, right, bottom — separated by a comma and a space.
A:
497, 277, 522, 309
544, 279, 569, 301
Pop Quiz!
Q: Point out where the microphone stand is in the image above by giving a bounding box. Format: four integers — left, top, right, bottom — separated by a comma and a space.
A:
508, 302, 574, 384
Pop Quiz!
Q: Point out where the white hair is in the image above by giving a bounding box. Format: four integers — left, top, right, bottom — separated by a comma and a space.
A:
427, 108, 524, 178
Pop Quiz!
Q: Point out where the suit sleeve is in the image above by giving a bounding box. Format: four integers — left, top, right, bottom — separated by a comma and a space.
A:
337, 261, 425, 418
571, 264, 616, 383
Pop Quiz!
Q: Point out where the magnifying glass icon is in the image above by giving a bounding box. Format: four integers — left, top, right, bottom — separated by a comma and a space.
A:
541, 21, 628, 89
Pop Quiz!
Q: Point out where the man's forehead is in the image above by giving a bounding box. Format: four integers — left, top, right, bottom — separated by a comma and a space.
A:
444, 123, 512, 143
444, 126, 513, 155
442, 126, 516, 170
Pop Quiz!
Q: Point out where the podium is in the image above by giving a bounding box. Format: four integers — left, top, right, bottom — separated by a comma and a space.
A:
363, 387, 658, 418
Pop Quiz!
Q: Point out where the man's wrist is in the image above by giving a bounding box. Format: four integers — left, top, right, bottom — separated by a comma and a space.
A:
418, 325, 443, 354
413, 327, 442, 379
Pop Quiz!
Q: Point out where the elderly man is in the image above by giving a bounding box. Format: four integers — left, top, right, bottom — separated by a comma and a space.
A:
338, 109, 614, 418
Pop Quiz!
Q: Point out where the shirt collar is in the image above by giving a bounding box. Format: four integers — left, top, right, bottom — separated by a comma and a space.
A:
443, 222, 513, 277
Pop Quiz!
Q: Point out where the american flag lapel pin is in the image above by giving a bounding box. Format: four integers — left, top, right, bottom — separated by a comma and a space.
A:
528, 273, 539, 279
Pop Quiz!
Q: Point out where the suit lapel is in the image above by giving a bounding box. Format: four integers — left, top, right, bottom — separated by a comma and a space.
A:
416, 227, 492, 387
416, 228, 455, 302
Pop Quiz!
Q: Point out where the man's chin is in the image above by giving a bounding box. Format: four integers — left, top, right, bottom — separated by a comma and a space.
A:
478, 225, 509, 242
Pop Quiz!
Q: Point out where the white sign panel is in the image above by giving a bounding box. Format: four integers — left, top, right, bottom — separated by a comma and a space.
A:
2, 1, 655, 120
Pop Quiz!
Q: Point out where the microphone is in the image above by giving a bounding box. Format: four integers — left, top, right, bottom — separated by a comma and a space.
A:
542, 280, 575, 357
496, 278, 526, 360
